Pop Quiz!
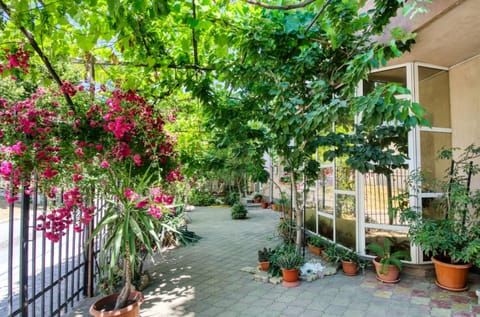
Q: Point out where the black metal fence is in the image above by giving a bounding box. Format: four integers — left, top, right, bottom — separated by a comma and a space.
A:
364, 168, 409, 225
1, 186, 100, 317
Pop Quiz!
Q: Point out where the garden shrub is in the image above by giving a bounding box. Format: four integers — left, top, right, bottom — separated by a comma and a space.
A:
231, 202, 247, 219
189, 189, 215, 206
225, 190, 240, 206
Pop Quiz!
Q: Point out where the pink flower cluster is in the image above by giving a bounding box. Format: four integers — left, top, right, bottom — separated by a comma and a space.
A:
35, 187, 95, 242
0, 47, 30, 75
0, 50, 181, 242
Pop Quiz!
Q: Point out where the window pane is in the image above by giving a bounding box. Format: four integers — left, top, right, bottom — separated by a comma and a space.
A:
418, 67, 450, 128
335, 194, 356, 248
318, 167, 334, 214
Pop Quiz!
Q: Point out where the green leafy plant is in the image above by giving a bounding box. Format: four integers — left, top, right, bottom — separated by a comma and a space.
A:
268, 244, 296, 277
323, 241, 339, 262
337, 248, 360, 264
277, 217, 296, 243
307, 235, 328, 248
401, 144, 480, 266
366, 238, 410, 274
231, 202, 248, 219
253, 193, 263, 201
189, 189, 216, 206
276, 249, 304, 270
225, 191, 240, 206
258, 247, 274, 262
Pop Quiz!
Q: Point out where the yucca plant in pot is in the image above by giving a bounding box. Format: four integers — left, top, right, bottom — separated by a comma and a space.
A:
400, 145, 480, 291
366, 238, 410, 283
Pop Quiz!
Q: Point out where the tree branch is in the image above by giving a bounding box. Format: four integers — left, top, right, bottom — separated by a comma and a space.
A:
71, 59, 215, 71
0, 0, 75, 110
304, 0, 332, 33
192, 0, 199, 66
245, 0, 317, 10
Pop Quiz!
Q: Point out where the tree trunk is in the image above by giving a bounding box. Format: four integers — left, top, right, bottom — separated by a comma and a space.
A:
291, 173, 303, 253
114, 244, 131, 310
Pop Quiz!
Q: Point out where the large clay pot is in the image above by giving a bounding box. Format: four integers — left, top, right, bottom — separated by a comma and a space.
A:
261, 201, 268, 209
89, 291, 144, 317
372, 257, 400, 283
432, 256, 472, 291
341, 261, 358, 276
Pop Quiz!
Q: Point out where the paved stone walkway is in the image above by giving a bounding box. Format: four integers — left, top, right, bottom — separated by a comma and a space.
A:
66, 206, 480, 317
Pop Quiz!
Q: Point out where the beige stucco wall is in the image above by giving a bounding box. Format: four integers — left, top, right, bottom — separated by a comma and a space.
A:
449, 54, 480, 188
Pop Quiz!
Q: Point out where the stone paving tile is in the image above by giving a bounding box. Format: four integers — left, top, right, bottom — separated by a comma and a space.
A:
431, 307, 453, 317
65, 206, 480, 317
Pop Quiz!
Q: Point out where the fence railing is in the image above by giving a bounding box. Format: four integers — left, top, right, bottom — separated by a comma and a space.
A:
1, 186, 100, 317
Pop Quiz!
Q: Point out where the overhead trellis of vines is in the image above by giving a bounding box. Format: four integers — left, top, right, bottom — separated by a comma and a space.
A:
0, 0, 431, 180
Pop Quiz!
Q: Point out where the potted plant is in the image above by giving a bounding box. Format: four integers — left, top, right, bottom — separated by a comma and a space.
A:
261, 200, 269, 209
253, 193, 263, 203
258, 247, 274, 271
307, 235, 328, 256
400, 145, 480, 291
366, 238, 410, 283
322, 240, 338, 262
276, 247, 304, 287
337, 248, 361, 276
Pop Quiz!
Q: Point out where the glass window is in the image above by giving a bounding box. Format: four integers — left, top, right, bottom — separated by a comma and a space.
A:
318, 216, 333, 241
335, 194, 356, 248
418, 66, 450, 128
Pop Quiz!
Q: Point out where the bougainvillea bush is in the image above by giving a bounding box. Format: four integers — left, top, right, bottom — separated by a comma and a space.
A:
0, 48, 182, 308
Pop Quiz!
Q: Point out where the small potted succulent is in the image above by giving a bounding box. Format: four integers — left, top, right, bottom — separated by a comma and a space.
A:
258, 247, 274, 271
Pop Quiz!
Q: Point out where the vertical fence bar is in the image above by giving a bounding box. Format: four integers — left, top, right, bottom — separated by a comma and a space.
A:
40, 197, 47, 317
49, 238, 54, 316
31, 185, 38, 317
7, 185, 15, 316
20, 186, 30, 317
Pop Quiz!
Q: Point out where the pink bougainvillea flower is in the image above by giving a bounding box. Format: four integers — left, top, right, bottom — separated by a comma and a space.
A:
73, 174, 83, 183
135, 200, 148, 209
42, 167, 58, 179
75, 148, 84, 156
133, 154, 142, 166
0, 161, 13, 178
100, 160, 110, 168
11, 141, 25, 156
149, 205, 163, 219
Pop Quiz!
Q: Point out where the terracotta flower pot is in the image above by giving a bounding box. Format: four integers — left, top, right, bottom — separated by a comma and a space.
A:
341, 260, 358, 276
258, 261, 270, 271
372, 257, 400, 283
89, 291, 144, 317
307, 243, 324, 256
281, 268, 299, 282
432, 256, 472, 291
261, 202, 268, 209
